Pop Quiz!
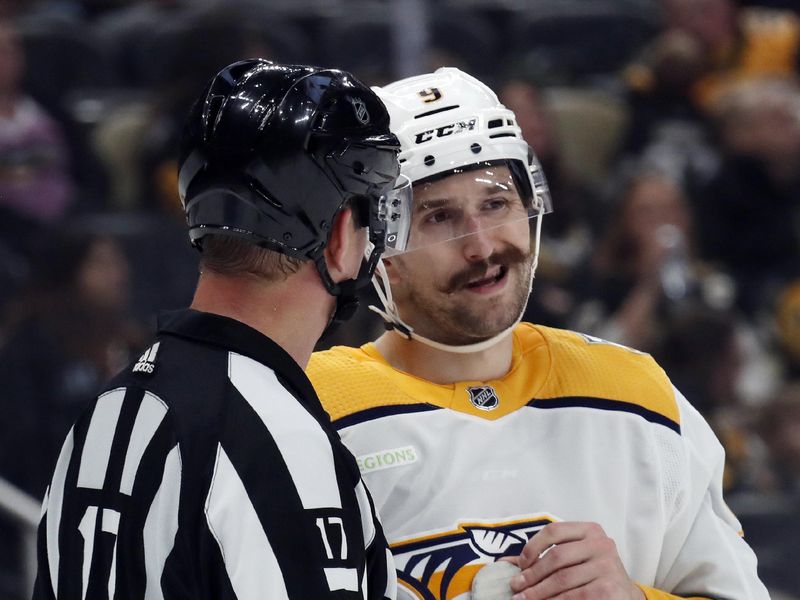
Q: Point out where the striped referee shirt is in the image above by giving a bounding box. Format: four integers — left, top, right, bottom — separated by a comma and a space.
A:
33, 309, 396, 599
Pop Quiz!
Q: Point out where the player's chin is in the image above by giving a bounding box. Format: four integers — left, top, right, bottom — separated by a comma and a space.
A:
464, 308, 520, 339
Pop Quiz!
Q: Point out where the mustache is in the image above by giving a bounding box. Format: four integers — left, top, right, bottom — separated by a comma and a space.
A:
441, 245, 529, 294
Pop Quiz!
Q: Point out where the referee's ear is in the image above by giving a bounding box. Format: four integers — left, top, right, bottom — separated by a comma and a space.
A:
323, 206, 365, 283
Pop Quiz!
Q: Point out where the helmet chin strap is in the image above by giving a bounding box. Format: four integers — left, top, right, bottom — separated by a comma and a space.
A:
316, 256, 364, 339
369, 213, 543, 354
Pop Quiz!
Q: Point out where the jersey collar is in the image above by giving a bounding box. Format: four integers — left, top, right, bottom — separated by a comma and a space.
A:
157, 308, 321, 413
353, 323, 552, 420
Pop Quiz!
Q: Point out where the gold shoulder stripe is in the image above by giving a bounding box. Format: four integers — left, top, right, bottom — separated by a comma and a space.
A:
308, 345, 431, 422
638, 585, 711, 600
531, 326, 680, 427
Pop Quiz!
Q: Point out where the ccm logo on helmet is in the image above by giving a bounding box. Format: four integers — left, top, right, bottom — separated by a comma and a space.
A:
414, 118, 477, 145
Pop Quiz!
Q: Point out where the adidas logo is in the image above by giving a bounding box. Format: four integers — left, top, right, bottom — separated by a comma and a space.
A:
132, 342, 160, 375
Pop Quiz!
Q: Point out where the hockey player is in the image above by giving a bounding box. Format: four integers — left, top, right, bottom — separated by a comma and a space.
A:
307, 68, 769, 600
33, 59, 403, 599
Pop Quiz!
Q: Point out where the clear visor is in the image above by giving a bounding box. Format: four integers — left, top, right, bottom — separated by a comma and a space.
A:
384, 154, 551, 256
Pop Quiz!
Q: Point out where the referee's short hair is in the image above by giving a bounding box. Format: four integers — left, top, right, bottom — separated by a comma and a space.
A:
199, 234, 303, 281
198, 195, 364, 281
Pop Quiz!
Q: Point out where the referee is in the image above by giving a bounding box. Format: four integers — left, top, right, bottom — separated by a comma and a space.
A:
33, 59, 402, 599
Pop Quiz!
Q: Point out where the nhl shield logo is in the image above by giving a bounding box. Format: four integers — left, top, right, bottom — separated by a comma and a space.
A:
467, 386, 499, 411
347, 96, 370, 124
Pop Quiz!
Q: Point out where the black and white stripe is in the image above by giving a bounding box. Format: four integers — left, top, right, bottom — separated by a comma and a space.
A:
33, 309, 395, 600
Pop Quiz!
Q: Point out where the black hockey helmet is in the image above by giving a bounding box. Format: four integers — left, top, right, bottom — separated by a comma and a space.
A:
178, 59, 401, 323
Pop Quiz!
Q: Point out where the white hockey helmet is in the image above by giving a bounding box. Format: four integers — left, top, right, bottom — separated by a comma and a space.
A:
369, 67, 553, 354
373, 67, 552, 256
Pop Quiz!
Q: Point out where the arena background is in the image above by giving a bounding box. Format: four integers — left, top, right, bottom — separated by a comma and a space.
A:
2, 0, 800, 597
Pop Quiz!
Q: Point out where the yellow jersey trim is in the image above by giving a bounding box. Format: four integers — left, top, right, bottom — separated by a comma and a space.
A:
308, 324, 680, 430
637, 585, 711, 600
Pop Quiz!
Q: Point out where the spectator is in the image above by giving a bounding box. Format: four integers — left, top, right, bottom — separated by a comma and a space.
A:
622, 30, 720, 189
697, 78, 800, 315
775, 279, 800, 379
0, 228, 145, 499
660, 0, 800, 109
655, 306, 741, 416
0, 227, 144, 597
759, 383, 800, 495
93, 0, 190, 87
624, 29, 706, 148
654, 305, 772, 495
571, 168, 732, 351
0, 19, 74, 228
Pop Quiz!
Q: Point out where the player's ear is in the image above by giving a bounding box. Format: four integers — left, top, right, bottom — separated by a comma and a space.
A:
380, 255, 404, 286
324, 206, 362, 282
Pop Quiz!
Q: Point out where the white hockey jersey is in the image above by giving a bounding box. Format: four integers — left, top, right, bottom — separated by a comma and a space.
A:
308, 323, 770, 600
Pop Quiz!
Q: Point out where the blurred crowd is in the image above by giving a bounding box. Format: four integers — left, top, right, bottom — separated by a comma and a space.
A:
2, 0, 800, 597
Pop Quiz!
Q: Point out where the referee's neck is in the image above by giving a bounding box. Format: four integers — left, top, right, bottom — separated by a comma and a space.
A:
190, 266, 333, 369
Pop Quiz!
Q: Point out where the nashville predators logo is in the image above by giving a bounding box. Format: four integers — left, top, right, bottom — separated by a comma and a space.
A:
391, 516, 556, 600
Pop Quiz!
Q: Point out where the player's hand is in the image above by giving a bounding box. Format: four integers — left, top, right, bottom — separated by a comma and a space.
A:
506, 521, 645, 600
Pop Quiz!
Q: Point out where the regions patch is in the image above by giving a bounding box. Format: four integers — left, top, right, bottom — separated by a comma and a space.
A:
356, 445, 418, 474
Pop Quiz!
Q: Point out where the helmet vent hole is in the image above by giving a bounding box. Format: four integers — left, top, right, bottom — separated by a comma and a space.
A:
353, 161, 365, 174
424, 155, 436, 166
470, 143, 482, 154
488, 118, 504, 129
488, 133, 516, 140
